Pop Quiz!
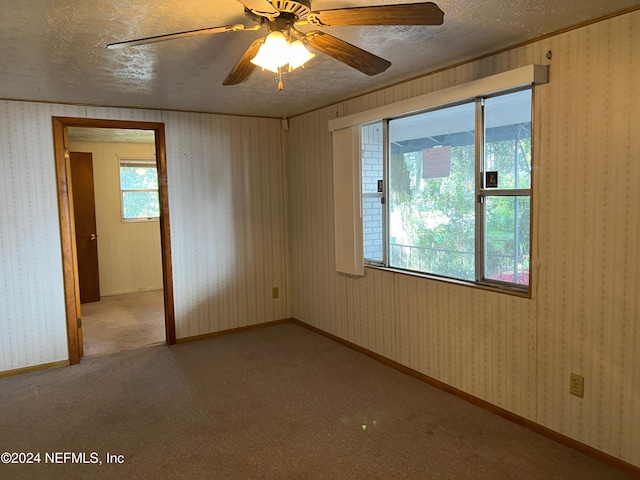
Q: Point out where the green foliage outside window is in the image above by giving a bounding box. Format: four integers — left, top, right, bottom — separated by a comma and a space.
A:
389, 136, 531, 283
390, 144, 476, 280
119, 162, 160, 220
383, 90, 532, 286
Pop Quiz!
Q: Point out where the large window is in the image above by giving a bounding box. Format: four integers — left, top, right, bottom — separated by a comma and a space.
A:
119, 158, 160, 221
362, 89, 532, 290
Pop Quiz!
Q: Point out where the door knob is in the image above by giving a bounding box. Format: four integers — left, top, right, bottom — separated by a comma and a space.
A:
89, 234, 97, 241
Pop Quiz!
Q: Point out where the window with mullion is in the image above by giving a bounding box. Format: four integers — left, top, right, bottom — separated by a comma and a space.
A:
119, 159, 160, 221
361, 87, 533, 291
481, 90, 532, 287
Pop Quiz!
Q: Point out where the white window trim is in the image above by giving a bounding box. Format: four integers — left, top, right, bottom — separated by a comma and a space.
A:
329, 65, 548, 132
333, 126, 364, 276
118, 157, 159, 222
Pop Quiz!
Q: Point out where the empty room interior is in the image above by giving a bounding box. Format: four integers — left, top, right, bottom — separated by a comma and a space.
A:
0, 1, 639, 478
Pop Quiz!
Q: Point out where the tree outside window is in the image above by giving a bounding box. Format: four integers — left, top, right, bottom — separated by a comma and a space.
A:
119, 159, 159, 221
362, 89, 532, 289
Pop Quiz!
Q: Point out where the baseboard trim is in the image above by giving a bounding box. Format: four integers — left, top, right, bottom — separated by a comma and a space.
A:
290, 319, 640, 479
176, 318, 293, 344
0, 360, 70, 378
100, 287, 163, 297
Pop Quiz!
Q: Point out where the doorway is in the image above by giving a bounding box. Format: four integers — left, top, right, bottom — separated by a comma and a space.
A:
69, 131, 165, 356
53, 117, 176, 365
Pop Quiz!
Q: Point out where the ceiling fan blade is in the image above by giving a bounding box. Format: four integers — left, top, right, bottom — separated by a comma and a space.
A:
222, 38, 264, 85
303, 31, 390, 76
107, 24, 252, 49
308, 2, 444, 27
236, 0, 279, 16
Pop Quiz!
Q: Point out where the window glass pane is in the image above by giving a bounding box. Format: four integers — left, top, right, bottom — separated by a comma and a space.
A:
484, 196, 530, 285
388, 102, 476, 280
484, 90, 531, 189
122, 191, 160, 219
362, 122, 384, 263
120, 165, 158, 190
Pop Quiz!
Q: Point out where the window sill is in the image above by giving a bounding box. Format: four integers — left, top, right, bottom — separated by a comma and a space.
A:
122, 217, 160, 223
364, 264, 532, 299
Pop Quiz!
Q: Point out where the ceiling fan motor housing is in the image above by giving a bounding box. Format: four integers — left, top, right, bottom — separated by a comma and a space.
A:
271, 0, 312, 19
243, 0, 312, 21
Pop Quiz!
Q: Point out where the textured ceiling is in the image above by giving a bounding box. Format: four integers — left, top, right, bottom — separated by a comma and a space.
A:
68, 127, 156, 144
1, 0, 639, 118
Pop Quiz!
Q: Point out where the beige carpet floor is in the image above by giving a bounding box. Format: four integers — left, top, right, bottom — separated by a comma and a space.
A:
80, 290, 165, 357
0, 323, 632, 479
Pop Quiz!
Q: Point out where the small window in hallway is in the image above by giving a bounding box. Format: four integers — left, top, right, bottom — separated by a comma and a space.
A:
119, 158, 159, 221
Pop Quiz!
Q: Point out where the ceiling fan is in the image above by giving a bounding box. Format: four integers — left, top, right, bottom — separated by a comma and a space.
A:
107, 0, 444, 89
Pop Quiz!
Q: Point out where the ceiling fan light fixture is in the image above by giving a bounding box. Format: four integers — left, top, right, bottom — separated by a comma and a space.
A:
107, 1, 446, 87
288, 40, 314, 70
250, 31, 290, 72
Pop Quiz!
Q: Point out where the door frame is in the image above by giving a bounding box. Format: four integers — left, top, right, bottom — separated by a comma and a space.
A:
53, 117, 176, 364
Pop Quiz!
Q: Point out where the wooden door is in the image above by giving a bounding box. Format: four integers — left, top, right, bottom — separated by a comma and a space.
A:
70, 152, 101, 304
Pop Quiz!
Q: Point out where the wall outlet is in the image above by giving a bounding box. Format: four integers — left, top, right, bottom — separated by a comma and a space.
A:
570, 373, 584, 398
272, 287, 279, 299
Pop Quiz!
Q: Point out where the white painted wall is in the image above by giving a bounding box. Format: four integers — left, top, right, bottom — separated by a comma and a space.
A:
289, 11, 640, 468
0, 104, 290, 371
69, 141, 163, 296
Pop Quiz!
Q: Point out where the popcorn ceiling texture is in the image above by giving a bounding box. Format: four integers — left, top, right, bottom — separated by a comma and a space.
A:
0, 0, 638, 117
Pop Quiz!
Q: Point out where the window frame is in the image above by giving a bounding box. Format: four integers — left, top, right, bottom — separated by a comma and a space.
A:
118, 158, 160, 223
477, 92, 533, 289
330, 65, 548, 293
364, 87, 533, 294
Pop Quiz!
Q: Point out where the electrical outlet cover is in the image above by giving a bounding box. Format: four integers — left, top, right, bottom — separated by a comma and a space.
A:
570, 373, 584, 398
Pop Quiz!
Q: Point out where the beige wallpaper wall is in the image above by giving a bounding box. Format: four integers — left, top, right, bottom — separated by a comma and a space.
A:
69, 141, 163, 296
289, 10, 639, 467
162, 111, 290, 339
0, 101, 85, 371
0, 103, 290, 371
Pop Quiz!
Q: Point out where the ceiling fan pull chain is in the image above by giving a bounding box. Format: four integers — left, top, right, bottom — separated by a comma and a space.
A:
278, 67, 284, 90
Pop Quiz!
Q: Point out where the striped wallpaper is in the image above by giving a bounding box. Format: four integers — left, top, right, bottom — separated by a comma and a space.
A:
0, 104, 291, 370
0, 7, 638, 470
289, 10, 640, 468
0, 101, 86, 371
162, 111, 290, 338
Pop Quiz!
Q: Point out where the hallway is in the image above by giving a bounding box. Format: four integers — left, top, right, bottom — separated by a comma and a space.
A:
81, 289, 165, 356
